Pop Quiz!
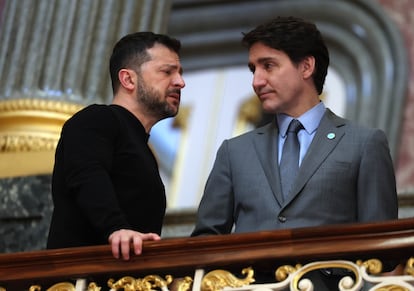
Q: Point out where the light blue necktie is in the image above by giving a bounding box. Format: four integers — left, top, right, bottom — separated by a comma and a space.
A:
280, 119, 303, 200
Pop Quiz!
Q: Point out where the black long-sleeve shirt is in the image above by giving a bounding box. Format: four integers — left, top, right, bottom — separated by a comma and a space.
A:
47, 104, 166, 248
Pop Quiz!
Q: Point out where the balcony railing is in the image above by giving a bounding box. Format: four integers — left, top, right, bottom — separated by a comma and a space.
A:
1, 217, 414, 291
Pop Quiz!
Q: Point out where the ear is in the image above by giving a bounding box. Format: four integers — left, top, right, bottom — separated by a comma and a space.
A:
301, 56, 316, 79
118, 69, 136, 91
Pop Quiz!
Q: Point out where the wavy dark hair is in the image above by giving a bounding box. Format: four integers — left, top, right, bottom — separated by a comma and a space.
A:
109, 32, 181, 94
242, 16, 329, 95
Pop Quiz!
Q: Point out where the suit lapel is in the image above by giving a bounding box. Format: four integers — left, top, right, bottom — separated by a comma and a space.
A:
253, 121, 284, 206
286, 109, 346, 203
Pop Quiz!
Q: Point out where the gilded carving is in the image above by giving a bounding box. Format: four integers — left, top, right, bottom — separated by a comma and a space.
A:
29, 282, 76, 291
201, 267, 255, 291
0, 134, 57, 152
3, 258, 414, 291
108, 274, 173, 291
0, 98, 83, 177
170, 276, 193, 291
404, 257, 414, 275
0, 98, 83, 153
0, 98, 83, 115
357, 258, 383, 274
29, 285, 41, 291
275, 264, 301, 282
87, 282, 101, 291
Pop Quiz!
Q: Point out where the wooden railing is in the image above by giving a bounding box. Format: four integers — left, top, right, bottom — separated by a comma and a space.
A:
1, 217, 414, 290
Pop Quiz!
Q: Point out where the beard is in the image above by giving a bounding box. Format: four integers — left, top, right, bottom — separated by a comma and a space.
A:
136, 76, 179, 120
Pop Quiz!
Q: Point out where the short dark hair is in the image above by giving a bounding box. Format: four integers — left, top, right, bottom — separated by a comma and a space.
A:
242, 16, 329, 95
109, 31, 181, 94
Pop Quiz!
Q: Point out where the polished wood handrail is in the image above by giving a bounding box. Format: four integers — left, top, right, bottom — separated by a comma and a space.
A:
1, 217, 414, 289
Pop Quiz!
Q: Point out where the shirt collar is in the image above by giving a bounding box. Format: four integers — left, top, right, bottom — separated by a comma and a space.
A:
277, 101, 326, 137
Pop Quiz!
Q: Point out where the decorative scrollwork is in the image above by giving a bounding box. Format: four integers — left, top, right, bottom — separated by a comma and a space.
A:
108, 276, 136, 291
275, 264, 301, 282
108, 274, 173, 291
290, 260, 361, 291
356, 258, 383, 275
201, 267, 255, 291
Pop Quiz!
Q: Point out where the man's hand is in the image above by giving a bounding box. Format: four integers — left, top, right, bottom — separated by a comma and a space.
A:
108, 229, 161, 260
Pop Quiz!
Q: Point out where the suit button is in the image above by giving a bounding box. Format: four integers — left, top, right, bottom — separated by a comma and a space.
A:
278, 215, 287, 222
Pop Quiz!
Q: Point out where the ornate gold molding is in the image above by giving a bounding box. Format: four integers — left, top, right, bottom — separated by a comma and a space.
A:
0, 98, 83, 152
0, 98, 82, 115
0, 98, 83, 178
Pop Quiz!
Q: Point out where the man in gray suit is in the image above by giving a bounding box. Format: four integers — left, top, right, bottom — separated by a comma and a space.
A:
191, 16, 398, 288
192, 16, 398, 235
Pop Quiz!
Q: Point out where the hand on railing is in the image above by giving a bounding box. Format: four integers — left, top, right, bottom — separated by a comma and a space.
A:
108, 229, 161, 260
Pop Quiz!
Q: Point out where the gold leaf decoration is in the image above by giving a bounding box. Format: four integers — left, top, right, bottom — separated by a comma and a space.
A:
201, 267, 255, 291
357, 258, 383, 274
0, 98, 83, 153
404, 257, 414, 275
29, 282, 76, 291
87, 282, 101, 291
171, 276, 193, 291
275, 264, 302, 282
108, 274, 173, 291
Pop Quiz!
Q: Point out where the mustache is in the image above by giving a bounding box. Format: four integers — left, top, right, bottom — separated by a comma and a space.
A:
167, 89, 181, 99
168, 88, 181, 95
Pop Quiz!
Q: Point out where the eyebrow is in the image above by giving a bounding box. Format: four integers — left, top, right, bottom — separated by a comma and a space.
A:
248, 57, 275, 67
161, 64, 184, 75
256, 57, 275, 64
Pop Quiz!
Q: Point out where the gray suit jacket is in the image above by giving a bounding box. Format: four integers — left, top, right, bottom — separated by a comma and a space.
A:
192, 109, 398, 236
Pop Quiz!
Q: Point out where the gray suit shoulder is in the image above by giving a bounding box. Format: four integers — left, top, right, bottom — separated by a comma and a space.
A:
325, 108, 386, 136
